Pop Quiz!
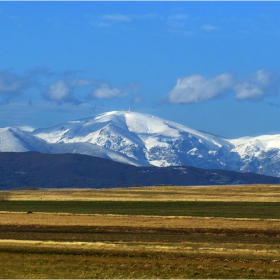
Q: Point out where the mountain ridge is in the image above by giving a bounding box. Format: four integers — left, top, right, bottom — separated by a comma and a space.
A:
1, 110, 280, 177
1, 151, 280, 190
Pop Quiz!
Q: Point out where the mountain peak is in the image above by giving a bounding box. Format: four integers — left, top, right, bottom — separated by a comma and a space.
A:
31, 110, 236, 168
1, 110, 280, 177
92, 110, 199, 137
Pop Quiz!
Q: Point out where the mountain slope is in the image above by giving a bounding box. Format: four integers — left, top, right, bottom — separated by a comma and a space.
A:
50, 142, 147, 166
229, 135, 280, 176
0, 127, 50, 153
32, 111, 240, 170
0, 125, 144, 167
1, 110, 280, 178
0, 152, 279, 190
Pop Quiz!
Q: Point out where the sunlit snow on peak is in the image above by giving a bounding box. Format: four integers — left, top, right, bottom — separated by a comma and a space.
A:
2, 110, 280, 177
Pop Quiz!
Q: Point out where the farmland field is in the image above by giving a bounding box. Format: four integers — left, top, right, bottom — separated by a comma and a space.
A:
1, 200, 280, 218
0, 184, 280, 278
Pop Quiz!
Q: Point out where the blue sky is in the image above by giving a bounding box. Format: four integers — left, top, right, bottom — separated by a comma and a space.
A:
0, 1, 280, 138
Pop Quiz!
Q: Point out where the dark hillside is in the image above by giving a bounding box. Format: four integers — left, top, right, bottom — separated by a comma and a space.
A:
0, 152, 279, 189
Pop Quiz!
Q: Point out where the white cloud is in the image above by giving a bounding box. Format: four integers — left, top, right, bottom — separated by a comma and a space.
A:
16, 125, 35, 132
0, 69, 30, 101
102, 13, 161, 23
168, 73, 235, 104
234, 82, 263, 100
168, 14, 189, 21
45, 80, 73, 104
102, 14, 132, 22
253, 69, 271, 86
130, 95, 144, 104
71, 78, 94, 87
235, 69, 279, 100
201, 24, 219, 31
93, 13, 161, 29
91, 84, 125, 99
168, 69, 279, 104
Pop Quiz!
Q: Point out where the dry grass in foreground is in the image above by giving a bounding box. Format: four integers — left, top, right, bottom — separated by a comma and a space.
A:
1, 211, 280, 230
0, 250, 279, 279
1, 185, 280, 278
2, 184, 280, 202
0, 211, 280, 278
0, 212, 280, 259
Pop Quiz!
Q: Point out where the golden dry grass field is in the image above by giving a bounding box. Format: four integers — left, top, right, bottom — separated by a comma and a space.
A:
0, 184, 280, 278
3, 184, 280, 202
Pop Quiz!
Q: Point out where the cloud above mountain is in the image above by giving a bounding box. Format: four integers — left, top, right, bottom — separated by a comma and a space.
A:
168, 73, 234, 104
90, 83, 126, 99
0, 69, 33, 103
167, 69, 279, 104
0, 67, 137, 106
235, 69, 279, 100
44, 79, 131, 104
1, 66, 278, 110
44, 80, 78, 104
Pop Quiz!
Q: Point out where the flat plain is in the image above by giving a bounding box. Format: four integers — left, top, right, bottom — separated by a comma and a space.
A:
0, 184, 280, 278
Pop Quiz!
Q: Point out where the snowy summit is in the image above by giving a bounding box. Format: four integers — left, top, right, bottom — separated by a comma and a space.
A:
1, 110, 280, 177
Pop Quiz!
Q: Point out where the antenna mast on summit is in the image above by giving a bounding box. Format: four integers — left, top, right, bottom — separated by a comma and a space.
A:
128, 106, 130, 112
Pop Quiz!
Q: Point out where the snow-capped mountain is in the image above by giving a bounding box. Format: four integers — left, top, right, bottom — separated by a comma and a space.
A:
32, 111, 236, 169
229, 135, 280, 176
1, 110, 280, 177
0, 127, 50, 153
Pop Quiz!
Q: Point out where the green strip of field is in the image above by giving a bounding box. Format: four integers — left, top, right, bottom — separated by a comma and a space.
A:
1, 201, 280, 219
